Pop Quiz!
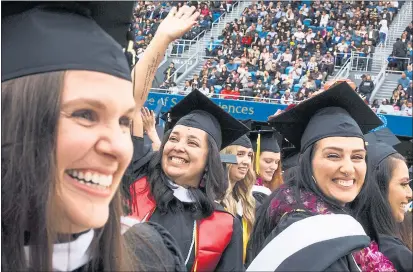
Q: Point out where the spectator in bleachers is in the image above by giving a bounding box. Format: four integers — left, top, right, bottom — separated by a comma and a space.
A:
393, 38, 408, 70
163, 62, 175, 82
358, 74, 375, 102
378, 17, 389, 46
398, 72, 411, 89
390, 88, 402, 108
220, 84, 237, 99
403, 98, 413, 116
169, 0, 404, 105
406, 64, 413, 80
198, 82, 209, 96
168, 82, 179, 95
321, 51, 335, 80
182, 80, 192, 94
280, 89, 293, 105
407, 81, 413, 99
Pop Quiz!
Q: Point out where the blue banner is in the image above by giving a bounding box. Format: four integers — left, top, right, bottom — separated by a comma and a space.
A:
145, 93, 412, 137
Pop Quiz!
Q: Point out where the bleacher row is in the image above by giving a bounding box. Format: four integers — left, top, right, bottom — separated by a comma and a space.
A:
131, 1, 412, 113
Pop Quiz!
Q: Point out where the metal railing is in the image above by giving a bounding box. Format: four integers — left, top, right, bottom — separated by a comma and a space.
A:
334, 57, 352, 80
150, 87, 300, 104
169, 30, 206, 57
165, 50, 200, 83
369, 60, 389, 103
209, 1, 249, 40
170, 7, 231, 58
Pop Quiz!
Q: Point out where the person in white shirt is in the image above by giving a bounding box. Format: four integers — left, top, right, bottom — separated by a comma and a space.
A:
198, 83, 210, 96
168, 82, 180, 94
216, 59, 226, 73
281, 89, 294, 105
294, 28, 306, 43
403, 99, 412, 116
338, 40, 349, 53
320, 10, 329, 27
378, 18, 388, 45
289, 63, 303, 81
300, 3, 309, 17
281, 48, 293, 64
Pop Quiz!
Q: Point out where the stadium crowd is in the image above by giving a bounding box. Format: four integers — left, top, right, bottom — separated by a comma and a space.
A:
130, 1, 411, 111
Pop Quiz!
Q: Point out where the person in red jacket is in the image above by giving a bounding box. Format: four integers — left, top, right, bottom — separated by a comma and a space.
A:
221, 84, 240, 99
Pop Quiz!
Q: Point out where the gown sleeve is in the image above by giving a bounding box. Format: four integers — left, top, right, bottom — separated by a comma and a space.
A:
215, 216, 245, 272
125, 221, 187, 272
124, 136, 154, 185
378, 234, 413, 272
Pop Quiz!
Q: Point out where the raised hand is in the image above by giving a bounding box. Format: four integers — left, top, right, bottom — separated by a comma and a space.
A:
156, 5, 200, 43
141, 107, 156, 133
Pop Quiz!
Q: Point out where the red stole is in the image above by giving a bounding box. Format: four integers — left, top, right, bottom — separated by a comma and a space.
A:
129, 177, 233, 272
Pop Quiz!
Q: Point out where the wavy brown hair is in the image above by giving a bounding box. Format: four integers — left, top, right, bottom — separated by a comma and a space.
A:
1, 72, 140, 271
221, 145, 256, 238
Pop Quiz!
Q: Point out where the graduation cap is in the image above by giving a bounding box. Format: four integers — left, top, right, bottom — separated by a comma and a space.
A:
250, 130, 282, 175
2, 2, 134, 82
282, 147, 300, 171
364, 128, 401, 167
162, 90, 250, 150
268, 82, 383, 152
230, 119, 253, 149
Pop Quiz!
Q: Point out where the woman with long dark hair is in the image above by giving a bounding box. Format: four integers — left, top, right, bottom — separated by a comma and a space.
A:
247, 83, 394, 271
1, 2, 197, 271
351, 128, 413, 271
125, 90, 248, 271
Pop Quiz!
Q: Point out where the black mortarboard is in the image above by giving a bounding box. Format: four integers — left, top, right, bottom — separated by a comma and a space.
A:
364, 128, 401, 167
230, 119, 253, 148
163, 90, 250, 150
268, 82, 383, 152
250, 130, 281, 175
2, 2, 133, 82
231, 135, 253, 149
282, 147, 300, 171
250, 130, 281, 154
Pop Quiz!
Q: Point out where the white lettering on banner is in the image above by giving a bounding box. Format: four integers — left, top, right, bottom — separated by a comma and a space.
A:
170, 58, 193, 66
354, 74, 378, 80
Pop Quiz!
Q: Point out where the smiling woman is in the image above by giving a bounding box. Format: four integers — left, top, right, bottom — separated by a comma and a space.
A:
246, 82, 396, 271
125, 90, 249, 272
351, 128, 413, 272
1, 2, 187, 271
221, 135, 256, 264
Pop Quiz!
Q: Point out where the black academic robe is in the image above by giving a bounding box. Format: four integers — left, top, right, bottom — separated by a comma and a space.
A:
25, 222, 185, 271
126, 136, 244, 272
378, 234, 413, 272
246, 211, 370, 271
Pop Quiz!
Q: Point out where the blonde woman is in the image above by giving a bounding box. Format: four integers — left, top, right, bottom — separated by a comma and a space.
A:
221, 134, 256, 264
250, 131, 283, 204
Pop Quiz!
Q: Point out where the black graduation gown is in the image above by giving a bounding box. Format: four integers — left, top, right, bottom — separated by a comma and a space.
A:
77, 222, 186, 271
150, 203, 244, 271
126, 136, 244, 272
25, 222, 185, 271
378, 234, 413, 272
246, 211, 369, 271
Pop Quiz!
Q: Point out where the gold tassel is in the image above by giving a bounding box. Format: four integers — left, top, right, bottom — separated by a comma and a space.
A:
242, 217, 248, 264
255, 133, 261, 176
